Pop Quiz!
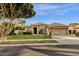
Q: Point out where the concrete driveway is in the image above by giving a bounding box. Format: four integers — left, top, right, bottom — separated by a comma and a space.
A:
52, 35, 79, 44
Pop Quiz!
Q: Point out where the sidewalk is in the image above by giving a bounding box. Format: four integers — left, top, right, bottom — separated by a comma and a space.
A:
0, 39, 52, 42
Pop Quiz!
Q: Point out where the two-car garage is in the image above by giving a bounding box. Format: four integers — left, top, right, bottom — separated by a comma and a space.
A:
49, 23, 68, 35
52, 28, 68, 35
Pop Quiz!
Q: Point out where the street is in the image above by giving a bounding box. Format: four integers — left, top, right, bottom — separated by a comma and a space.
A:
0, 45, 79, 56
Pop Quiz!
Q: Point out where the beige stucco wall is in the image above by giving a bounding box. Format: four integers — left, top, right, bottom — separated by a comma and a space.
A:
75, 25, 79, 32
21, 25, 69, 35
46, 27, 50, 35
30, 25, 69, 35
68, 26, 75, 30
75, 29, 79, 32
14, 30, 24, 34
31, 25, 47, 34
38, 25, 47, 34
68, 26, 79, 33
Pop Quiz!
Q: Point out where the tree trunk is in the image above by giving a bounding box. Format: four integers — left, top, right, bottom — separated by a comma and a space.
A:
1, 33, 7, 43
1, 34, 4, 43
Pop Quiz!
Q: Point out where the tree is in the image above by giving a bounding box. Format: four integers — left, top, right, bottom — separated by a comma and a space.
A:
0, 3, 36, 43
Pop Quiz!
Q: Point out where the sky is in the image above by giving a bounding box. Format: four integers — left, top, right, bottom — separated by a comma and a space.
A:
26, 3, 79, 25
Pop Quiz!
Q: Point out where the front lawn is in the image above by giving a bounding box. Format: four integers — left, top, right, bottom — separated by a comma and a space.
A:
8, 34, 50, 39
2, 34, 58, 44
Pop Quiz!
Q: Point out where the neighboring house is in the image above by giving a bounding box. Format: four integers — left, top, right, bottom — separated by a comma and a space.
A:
15, 19, 25, 26
68, 23, 79, 34
24, 25, 32, 33
14, 19, 26, 34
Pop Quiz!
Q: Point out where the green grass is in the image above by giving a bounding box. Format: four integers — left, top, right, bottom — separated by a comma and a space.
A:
39, 40, 57, 43
75, 32, 79, 36
8, 34, 50, 39
0, 40, 57, 44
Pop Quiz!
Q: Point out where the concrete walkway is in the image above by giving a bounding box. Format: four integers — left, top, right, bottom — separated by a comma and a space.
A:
52, 35, 79, 44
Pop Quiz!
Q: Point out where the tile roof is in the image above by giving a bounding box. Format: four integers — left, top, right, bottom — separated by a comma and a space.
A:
31, 22, 47, 26
49, 23, 68, 26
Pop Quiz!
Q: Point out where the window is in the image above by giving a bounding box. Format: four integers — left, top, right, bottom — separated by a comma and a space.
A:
39, 29, 44, 34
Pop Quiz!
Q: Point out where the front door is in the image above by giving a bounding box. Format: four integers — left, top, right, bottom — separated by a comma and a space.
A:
33, 27, 37, 34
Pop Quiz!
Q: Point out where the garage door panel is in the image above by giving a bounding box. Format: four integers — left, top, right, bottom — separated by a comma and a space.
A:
60, 29, 67, 35
52, 29, 67, 35
52, 29, 60, 35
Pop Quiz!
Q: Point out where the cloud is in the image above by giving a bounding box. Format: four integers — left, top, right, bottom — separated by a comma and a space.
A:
53, 9, 69, 16
53, 5, 79, 16
34, 3, 79, 16
34, 4, 60, 10
37, 12, 46, 15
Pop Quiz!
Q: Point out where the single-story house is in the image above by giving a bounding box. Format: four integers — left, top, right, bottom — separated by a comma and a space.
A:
15, 22, 79, 35
68, 23, 79, 34
26, 22, 69, 35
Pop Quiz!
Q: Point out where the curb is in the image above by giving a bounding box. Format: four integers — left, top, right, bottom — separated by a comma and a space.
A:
0, 43, 79, 47
0, 39, 53, 42
0, 43, 60, 47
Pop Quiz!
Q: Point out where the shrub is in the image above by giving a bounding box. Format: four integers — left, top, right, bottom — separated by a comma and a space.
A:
9, 28, 16, 35
15, 26, 25, 30
22, 32, 32, 35
75, 32, 79, 36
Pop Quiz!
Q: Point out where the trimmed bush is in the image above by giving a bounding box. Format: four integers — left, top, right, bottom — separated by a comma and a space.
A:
9, 28, 16, 35
22, 32, 32, 35
15, 26, 25, 30
75, 32, 79, 36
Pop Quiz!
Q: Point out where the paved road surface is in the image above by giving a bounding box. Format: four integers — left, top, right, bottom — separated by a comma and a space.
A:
0, 45, 79, 56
